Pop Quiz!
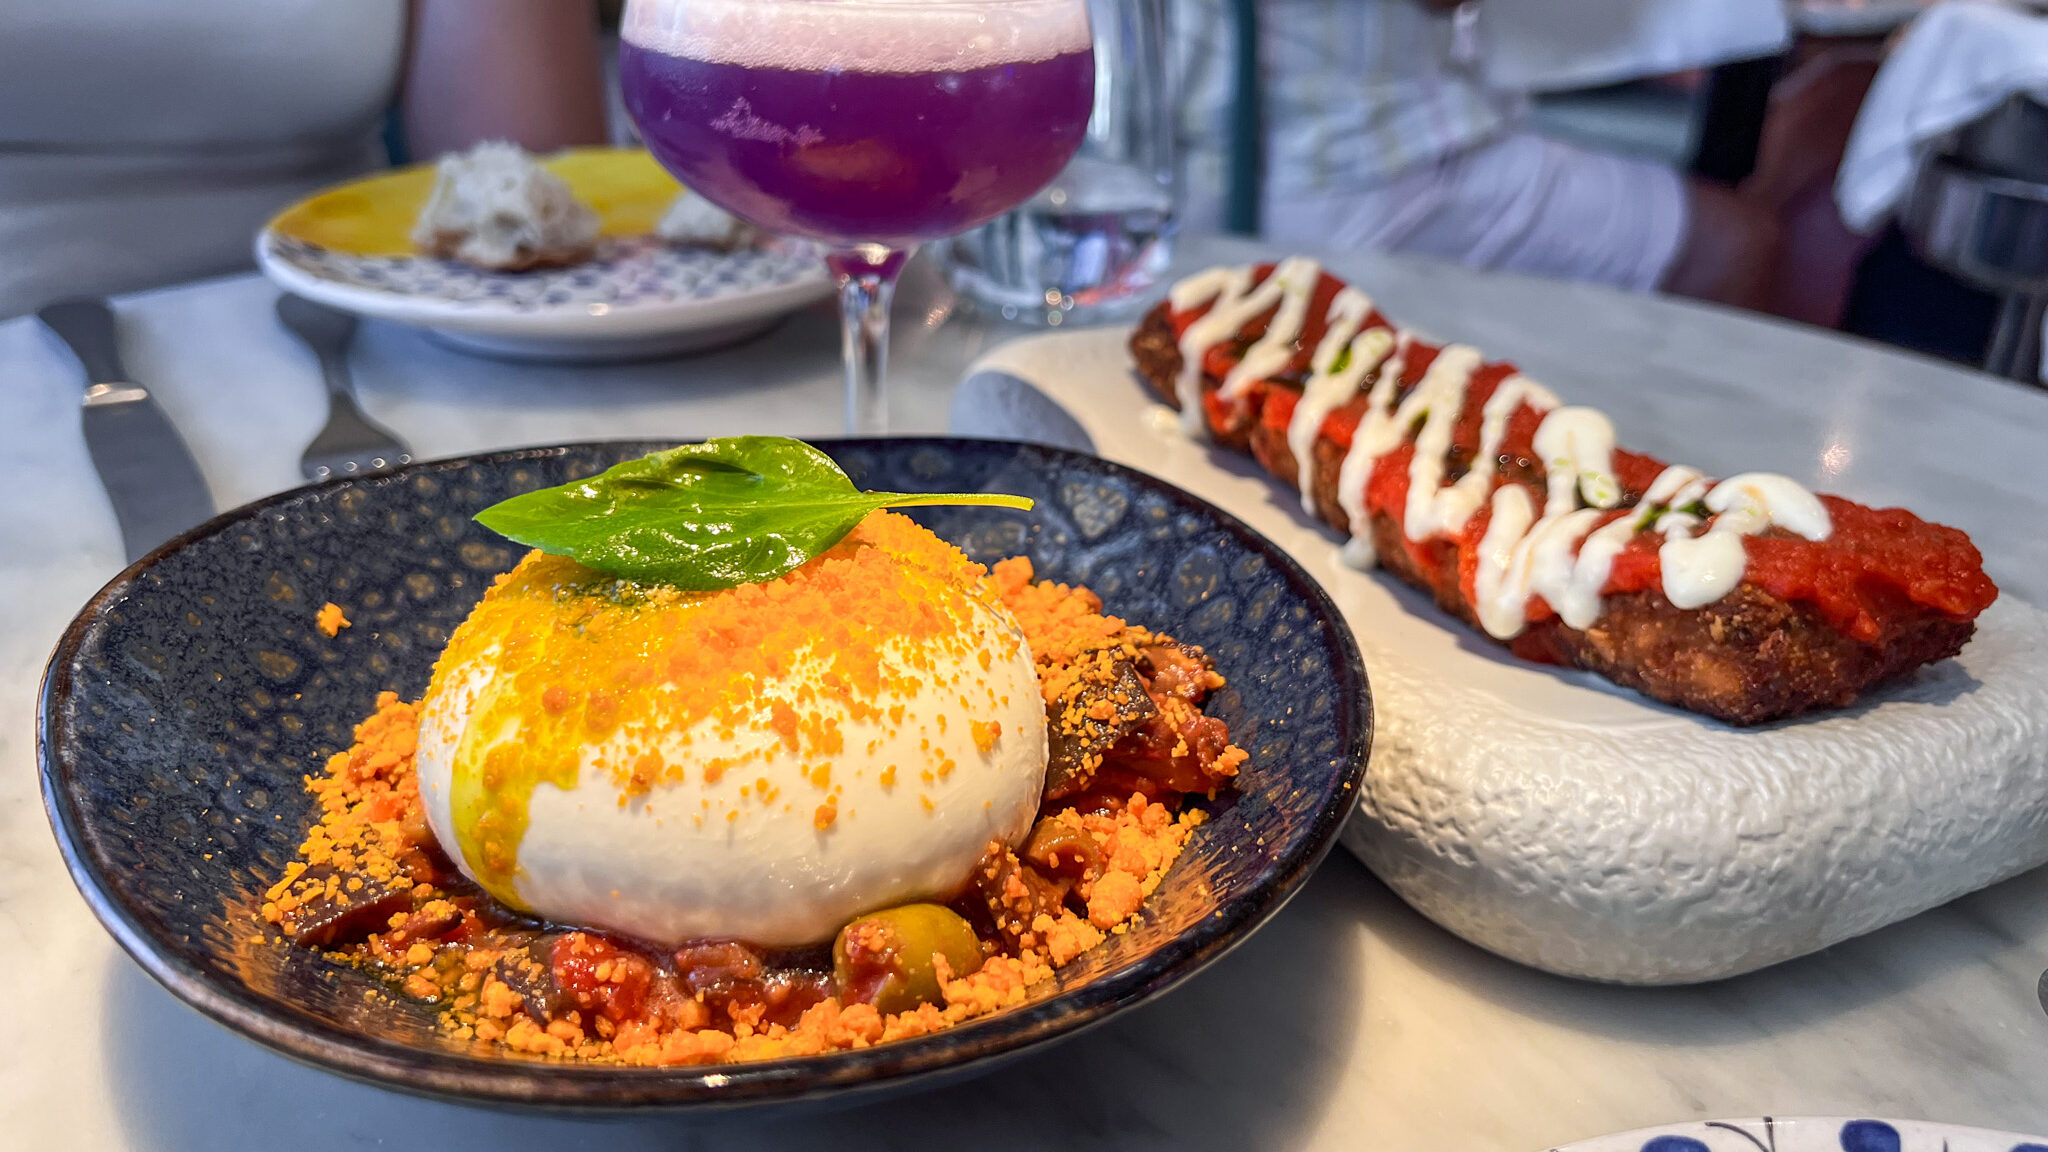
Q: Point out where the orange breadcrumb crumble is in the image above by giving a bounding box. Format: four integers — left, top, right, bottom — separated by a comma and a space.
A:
316, 602, 350, 637
261, 527, 1238, 1067
265, 693, 1204, 1065
993, 557, 1247, 796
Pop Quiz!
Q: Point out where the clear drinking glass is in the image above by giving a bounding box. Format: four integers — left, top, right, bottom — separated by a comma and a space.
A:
941, 0, 1177, 326
619, 0, 1097, 433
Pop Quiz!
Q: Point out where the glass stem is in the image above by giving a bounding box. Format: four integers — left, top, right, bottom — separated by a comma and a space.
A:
827, 244, 912, 436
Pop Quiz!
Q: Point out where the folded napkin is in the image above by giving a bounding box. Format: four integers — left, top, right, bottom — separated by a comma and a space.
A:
1477, 0, 1790, 93
1837, 0, 2048, 232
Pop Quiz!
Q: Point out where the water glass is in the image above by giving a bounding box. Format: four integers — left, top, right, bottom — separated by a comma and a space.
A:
942, 0, 1177, 327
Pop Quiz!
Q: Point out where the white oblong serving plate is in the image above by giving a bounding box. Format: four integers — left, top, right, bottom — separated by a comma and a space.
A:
953, 326, 2048, 984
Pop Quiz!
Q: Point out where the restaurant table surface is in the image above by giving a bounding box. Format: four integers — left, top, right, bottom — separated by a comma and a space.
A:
5, 236, 2048, 1152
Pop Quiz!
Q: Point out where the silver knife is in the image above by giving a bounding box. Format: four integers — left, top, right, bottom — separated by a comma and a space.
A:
38, 299, 216, 563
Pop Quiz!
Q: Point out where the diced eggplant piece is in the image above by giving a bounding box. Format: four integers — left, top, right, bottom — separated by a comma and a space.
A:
491, 934, 573, 1023
385, 904, 463, 946
279, 866, 411, 949
1105, 698, 1240, 795
968, 841, 1070, 949
673, 940, 831, 1028
1021, 812, 1103, 888
673, 939, 765, 1000
1044, 654, 1157, 800
759, 971, 834, 1028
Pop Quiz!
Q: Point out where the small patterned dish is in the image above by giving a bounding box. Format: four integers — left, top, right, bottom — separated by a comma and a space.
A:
1550, 1117, 2048, 1152
254, 148, 832, 363
38, 439, 1370, 1110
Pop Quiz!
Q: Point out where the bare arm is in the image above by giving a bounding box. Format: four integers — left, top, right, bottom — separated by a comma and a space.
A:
401, 0, 608, 160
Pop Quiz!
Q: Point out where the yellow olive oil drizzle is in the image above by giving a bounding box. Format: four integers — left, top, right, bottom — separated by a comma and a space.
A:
430, 516, 1012, 902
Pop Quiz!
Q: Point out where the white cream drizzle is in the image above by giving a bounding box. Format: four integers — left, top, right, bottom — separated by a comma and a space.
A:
1531, 407, 1623, 516
1336, 331, 1411, 569
1165, 262, 1836, 636
1661, 472, 1832, 609
1167, 256, 1322, 438
1166, 265, 1253, 437
1477, 463, 1695, 637
1219, 256, 1323, 403
1289, 288, 1393, 515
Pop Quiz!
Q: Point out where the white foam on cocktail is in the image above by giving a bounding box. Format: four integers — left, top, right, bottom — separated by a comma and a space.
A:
623, 0, 1090, 72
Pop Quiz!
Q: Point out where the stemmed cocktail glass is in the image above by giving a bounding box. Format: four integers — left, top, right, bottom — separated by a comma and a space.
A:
620, 0, 1097, 433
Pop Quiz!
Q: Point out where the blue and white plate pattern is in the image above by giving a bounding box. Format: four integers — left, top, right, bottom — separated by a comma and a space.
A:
1551, 1117, 2048, 1152
261, 234, 820, 311
255, 232, 834, 362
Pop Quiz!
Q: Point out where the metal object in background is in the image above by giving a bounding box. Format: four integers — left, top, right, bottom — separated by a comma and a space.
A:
1953, 92, 2048, 185
1902, 143, 2048, 389
941, 0, 1180, 326
274, 295, 413, 481
36, 299, 216, 562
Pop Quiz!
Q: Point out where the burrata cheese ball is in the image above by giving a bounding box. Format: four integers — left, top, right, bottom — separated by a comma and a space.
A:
413, 511, 1047, 947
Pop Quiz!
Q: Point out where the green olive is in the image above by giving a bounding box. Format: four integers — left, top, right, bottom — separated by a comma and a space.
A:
832, 903, 984, 1015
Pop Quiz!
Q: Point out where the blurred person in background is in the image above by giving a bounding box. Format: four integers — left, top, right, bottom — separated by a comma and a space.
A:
1178, 0, 1862, 318
0, 0, 608, 319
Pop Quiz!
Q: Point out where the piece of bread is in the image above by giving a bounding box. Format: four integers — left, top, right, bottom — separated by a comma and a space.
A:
1131, 262, 2000, 725
411, 141, 600, 271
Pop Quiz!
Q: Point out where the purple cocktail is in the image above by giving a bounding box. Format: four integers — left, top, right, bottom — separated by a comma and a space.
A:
621, 0, 1095, 432
622, 49, 1094, 245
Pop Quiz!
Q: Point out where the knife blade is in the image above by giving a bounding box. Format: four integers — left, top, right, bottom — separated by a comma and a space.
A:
37, 299, 215, 563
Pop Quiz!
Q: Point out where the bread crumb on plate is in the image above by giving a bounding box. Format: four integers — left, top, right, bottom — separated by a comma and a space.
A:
411, 141, 600, 271
316, 602, 350, 637
656, 192, 758, 252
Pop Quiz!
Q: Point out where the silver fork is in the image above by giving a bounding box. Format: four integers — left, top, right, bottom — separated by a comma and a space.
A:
275, 294, 413, 482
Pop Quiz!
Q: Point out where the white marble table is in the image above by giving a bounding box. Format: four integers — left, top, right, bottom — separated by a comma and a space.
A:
5, 238, 2048, 1152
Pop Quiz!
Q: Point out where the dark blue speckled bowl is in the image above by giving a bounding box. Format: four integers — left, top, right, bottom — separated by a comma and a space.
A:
39, 439, 1370, 1111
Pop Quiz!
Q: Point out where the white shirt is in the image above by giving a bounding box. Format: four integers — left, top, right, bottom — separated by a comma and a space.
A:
0, 0, 407, 317
1172, 0, 1789, 231
1177, 0, 1513, 209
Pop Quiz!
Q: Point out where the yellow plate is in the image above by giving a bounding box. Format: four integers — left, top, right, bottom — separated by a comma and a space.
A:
265, 147, 683, 258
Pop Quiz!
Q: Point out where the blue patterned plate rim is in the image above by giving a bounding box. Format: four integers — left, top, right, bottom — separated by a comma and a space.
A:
252, 232, 835, 349
1547, 1115, 2048, 1152
37, 437, 1372, 1111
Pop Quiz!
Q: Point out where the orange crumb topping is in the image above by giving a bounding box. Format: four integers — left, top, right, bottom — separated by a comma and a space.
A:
991, 556, 1243, 796
271, 692, 1205, 1066
264, 551, 1235, 1068
990, 557, 1125, 696
970, 720, 1002, 754
261, 692, 430, 940
316, 602, 350, 637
